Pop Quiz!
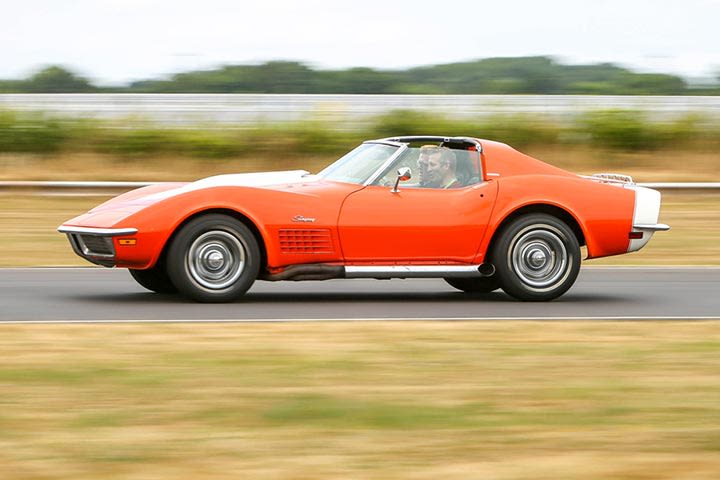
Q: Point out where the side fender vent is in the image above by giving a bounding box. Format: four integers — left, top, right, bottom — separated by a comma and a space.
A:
279, 229, 334, 254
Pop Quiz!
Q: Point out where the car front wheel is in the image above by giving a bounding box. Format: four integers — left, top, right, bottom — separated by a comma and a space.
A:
491, 213, 580, 301
167, 214, 260, 303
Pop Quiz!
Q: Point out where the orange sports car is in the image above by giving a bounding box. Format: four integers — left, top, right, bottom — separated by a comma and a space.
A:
58, 136, 669, 302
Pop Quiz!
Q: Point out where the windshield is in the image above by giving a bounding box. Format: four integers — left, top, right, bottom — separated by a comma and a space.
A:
317, 143, 399, 184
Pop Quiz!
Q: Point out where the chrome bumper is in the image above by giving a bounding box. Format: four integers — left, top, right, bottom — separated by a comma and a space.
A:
633, 223, 670, 232
57, 226, 137, 267
627, 186, 670, 252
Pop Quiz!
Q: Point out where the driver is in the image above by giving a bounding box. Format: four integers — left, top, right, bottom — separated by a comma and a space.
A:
418, 146, 460, 189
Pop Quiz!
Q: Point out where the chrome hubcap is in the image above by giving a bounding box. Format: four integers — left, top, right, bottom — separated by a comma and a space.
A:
509, 226, 569, 290
528, 249, 547, 267
187, 230, 245, 290
206, 251, 224, 269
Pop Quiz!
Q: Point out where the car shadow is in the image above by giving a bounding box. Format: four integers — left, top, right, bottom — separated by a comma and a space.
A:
67, 290, 625, 304
242, 291, 626, 304
244, 291, 514, 303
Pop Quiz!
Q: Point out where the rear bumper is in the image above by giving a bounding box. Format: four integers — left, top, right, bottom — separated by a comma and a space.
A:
58, 226, 138, 267
633, 223, 670, 232
627, 187, 669, 252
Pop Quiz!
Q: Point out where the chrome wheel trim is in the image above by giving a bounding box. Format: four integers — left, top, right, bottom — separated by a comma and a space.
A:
186, 230, 246, 291
508, 224, 571, 291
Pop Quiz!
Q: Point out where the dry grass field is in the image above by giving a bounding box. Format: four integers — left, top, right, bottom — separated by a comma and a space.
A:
1, 150, 718, 479
1, 321, 719, 480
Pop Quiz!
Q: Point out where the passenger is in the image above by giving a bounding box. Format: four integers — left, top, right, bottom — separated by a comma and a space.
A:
419, 146, 461, 189
416, 145, 435, 187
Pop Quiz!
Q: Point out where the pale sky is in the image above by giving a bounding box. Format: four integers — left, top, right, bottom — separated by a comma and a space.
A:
2, 0, 719, 84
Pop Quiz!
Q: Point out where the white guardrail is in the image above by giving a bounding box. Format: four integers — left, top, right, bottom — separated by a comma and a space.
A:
3, 94, 720, 126
0, 181, 718, 195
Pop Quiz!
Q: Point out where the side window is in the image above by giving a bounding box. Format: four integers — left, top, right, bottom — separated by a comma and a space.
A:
372, 150, 422, 187
417, 147, 482, 189
372, 146, 483, 189
454, 150, 482, 187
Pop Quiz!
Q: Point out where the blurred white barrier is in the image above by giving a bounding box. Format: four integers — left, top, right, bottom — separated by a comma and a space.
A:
2, 94, 720, 127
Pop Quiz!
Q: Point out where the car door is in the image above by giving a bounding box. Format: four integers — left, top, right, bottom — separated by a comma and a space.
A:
337, 180, 498, 263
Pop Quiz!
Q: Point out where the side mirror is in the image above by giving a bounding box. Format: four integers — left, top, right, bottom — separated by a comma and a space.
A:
392, 167, 412, 193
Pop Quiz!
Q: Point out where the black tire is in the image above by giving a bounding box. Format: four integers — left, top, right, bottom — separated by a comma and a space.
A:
491, 213, 580, 301
129, 264, 177, 294
444, 276, 500, 293
166, 214, 261, 303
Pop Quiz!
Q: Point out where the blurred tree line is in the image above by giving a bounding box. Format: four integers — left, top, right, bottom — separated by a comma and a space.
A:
2, 108, 719, 158
0, 66, 97, 93
1, 57, 718, 95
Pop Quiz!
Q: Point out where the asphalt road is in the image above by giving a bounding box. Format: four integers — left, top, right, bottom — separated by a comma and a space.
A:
0, 267, 718, 322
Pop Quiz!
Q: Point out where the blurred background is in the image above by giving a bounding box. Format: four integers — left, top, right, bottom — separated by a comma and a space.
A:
1, 0, 719, 183
1, 59, 719, 182
2, 55, 719, 266
1, 3, 720, 479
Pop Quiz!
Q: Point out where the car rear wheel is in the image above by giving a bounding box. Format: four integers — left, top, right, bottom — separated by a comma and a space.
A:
491, 213, 580, 301
167, 214, 260, 303
129, 264, 177, 294
444, 276, 500, 293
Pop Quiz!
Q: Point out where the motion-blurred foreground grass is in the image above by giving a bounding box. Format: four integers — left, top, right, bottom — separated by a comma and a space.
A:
1, 321, 719, 480
0, 191, 717, 266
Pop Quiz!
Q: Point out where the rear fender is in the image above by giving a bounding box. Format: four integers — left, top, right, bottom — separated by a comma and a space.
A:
476, 175, 635, 262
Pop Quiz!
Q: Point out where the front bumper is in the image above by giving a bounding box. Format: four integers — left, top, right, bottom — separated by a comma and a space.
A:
58, 226, 138, 267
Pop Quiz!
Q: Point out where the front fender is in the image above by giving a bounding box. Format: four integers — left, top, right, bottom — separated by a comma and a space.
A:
114, 182, 355, 269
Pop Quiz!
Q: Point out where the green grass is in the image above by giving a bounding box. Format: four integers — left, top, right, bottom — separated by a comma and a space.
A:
262, 394, 477, 429
1, 322, 720, 479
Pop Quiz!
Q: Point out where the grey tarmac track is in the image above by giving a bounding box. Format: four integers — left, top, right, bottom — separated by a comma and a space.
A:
0, 267, 718, 323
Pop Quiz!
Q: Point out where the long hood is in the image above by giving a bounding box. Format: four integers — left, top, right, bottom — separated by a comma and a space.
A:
144, 170, 315, 202
61, 168, 359, 233
191, 170, 313, 189
66, 170, 319, 226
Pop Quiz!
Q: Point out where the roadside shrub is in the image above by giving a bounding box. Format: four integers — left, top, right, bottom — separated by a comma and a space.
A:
476, 114, 561, 148
285, 121, 361, 155
369, 110, 447, 137
368, 110, 562, 149
175, 130, 244, 159
577, 109, 658, 151
90, 127, 178, 156
652, 113, 720, 150
0, 110, 68, 153
1, 107, 718, 160
238, 124, 293, 155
